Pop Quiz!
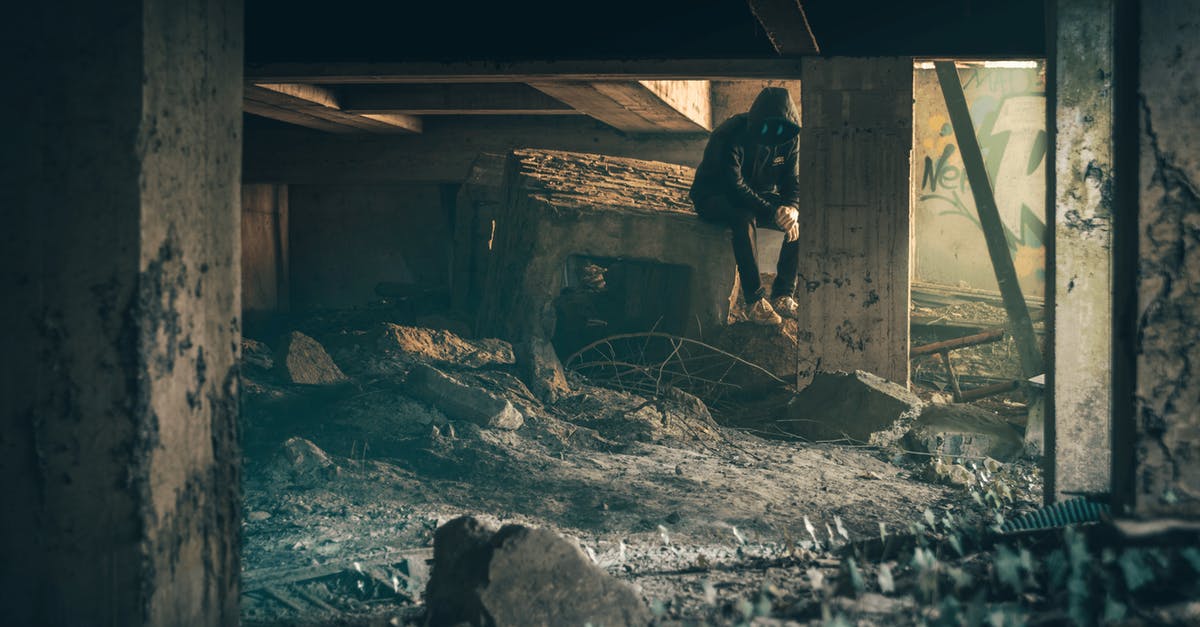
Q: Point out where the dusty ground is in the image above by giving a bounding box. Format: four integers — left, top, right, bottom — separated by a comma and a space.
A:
236, 316, 996, 626
236, 305, 1082, 626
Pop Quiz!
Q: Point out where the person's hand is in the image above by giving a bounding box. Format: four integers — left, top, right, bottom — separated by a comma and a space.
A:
786, 223, 799, 243
775, 205, 799, 234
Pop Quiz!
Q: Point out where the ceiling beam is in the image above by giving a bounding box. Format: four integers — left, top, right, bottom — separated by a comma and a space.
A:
244, 83, 423, 133
527, 80, 710, 133
245, 59, 804, 84
747, 0, 820, 55
338, 83, 578, 115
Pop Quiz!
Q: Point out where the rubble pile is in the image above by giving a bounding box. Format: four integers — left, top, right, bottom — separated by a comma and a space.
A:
238, 318, 1050, 626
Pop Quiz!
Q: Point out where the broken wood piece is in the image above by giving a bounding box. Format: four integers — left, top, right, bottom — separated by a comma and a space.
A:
911, 327, 1006, 356
958, 380, 1022, 402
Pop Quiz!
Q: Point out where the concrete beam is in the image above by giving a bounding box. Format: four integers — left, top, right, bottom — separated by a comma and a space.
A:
2, 0, 242, 624
1048, 0, 1115, 502
747, 0, 820, 55
1118, 0, 1200, 518
338, 83, 578, 115
528, 80, 710, 132
795, 57, 913, 385
246, 83, 423, 133
243, 117, 710, 184
245, 58, 804, 84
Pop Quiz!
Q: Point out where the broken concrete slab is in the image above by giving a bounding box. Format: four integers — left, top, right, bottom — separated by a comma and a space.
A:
377, 323, 515, 369
516, 337, 571, 403
280, 331, 348, 385
782, 370, 924, 446
425, 516, 651, 627
408, 364, 524, 430
904, 404, 1025, 462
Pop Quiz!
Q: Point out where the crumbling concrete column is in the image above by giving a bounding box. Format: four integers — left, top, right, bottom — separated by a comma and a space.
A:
796, 57, 913, 384
1113, 0, 1200, 518
0, 1, 242, 625
1047, 0, 1116, 502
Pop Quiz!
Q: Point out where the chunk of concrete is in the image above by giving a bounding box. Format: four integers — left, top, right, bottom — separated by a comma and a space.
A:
904, 404, 1025, 462
408, 364, 523, 430
280, 331, 347, 385
425, 516, 651, 627
269, 437, 340, 484
516, 337, 571, 403
783, 370, 924, 446
377, 323, 515, 369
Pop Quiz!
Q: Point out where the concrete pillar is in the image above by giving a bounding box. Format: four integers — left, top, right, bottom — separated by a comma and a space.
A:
0, 1, 242, 624
796, 57, 913, 385
1047, 0, 1115, 501
1112, 0, 1200, 518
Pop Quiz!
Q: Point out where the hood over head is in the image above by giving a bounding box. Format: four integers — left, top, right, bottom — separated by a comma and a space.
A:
746, 87, 800, 145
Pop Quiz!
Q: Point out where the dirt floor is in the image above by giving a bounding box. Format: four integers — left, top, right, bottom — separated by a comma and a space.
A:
236, 305, 1057, 626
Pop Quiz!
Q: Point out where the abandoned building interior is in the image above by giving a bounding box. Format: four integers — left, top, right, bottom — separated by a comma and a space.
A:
4, 0, 1199, 625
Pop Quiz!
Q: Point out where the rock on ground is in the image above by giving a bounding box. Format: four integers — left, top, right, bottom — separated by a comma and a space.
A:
377, 323, 515, 369
408, 364, 524, 430
781, 370, 924, 446
242, 337, 275, 370
904, 403, 1025, 462
269, 436, 340, 484
425, 516, 651, 627
280, 331, 348, 385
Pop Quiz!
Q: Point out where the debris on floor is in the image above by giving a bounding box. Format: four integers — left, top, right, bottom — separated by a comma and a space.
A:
236, 317, 1060, 625
425, 516, 651, 627
280, 330, 349, 385
903, 403, 1026, 462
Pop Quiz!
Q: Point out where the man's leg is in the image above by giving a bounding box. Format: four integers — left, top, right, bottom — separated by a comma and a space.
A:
772, 238, 800, 299
695, 196, 765, 303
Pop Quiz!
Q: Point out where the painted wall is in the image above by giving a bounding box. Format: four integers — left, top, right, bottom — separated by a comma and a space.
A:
289, 184, 452, 310
913, 62, 1047, 296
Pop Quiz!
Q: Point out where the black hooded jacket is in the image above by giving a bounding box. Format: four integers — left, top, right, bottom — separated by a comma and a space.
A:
689, 87, 801, 217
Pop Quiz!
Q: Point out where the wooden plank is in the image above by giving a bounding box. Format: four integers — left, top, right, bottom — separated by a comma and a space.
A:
243, 117, 710, 184
747, 0, 821, 55
934, 61, 1042, 378
245, 58, 804, 84
246, 83, 423, 134
528, 80, 709, 133
339, 83, 578, 115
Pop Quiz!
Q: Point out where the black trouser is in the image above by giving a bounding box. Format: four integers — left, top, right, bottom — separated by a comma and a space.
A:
694, 193, 800, 303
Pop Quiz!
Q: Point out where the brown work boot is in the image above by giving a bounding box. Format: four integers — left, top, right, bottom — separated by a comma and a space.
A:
747, 298, 782, 326
772, 295, 800, 319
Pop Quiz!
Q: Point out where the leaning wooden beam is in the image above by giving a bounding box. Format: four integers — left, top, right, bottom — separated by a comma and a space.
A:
527, 80, 710, 133
934, 61, 1042, 378
338, 83, 578, 115
747, 0, 820, 55
245, 83, 422, 134
244, 59, 804, 84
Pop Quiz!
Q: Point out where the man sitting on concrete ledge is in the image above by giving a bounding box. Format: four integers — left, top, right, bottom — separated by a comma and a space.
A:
690, 86, 802, 326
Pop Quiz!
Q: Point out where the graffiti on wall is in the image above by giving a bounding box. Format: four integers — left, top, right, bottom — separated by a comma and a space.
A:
913, 62, 1047, 296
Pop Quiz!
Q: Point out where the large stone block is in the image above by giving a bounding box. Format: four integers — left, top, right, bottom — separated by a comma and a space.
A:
407, 364, 523, 430
903, 404, 1025, 462
425, 516, 651, 627
280, 331, 348, 385
783, 370, 924, 446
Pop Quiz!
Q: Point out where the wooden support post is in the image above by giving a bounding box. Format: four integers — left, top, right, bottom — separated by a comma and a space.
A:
934, 61, 1044, 379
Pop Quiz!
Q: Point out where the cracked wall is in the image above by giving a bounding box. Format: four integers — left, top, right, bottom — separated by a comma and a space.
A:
1, 0, 243, 624
1050, 0, 1115, 500
1131, 0, 1200, 518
